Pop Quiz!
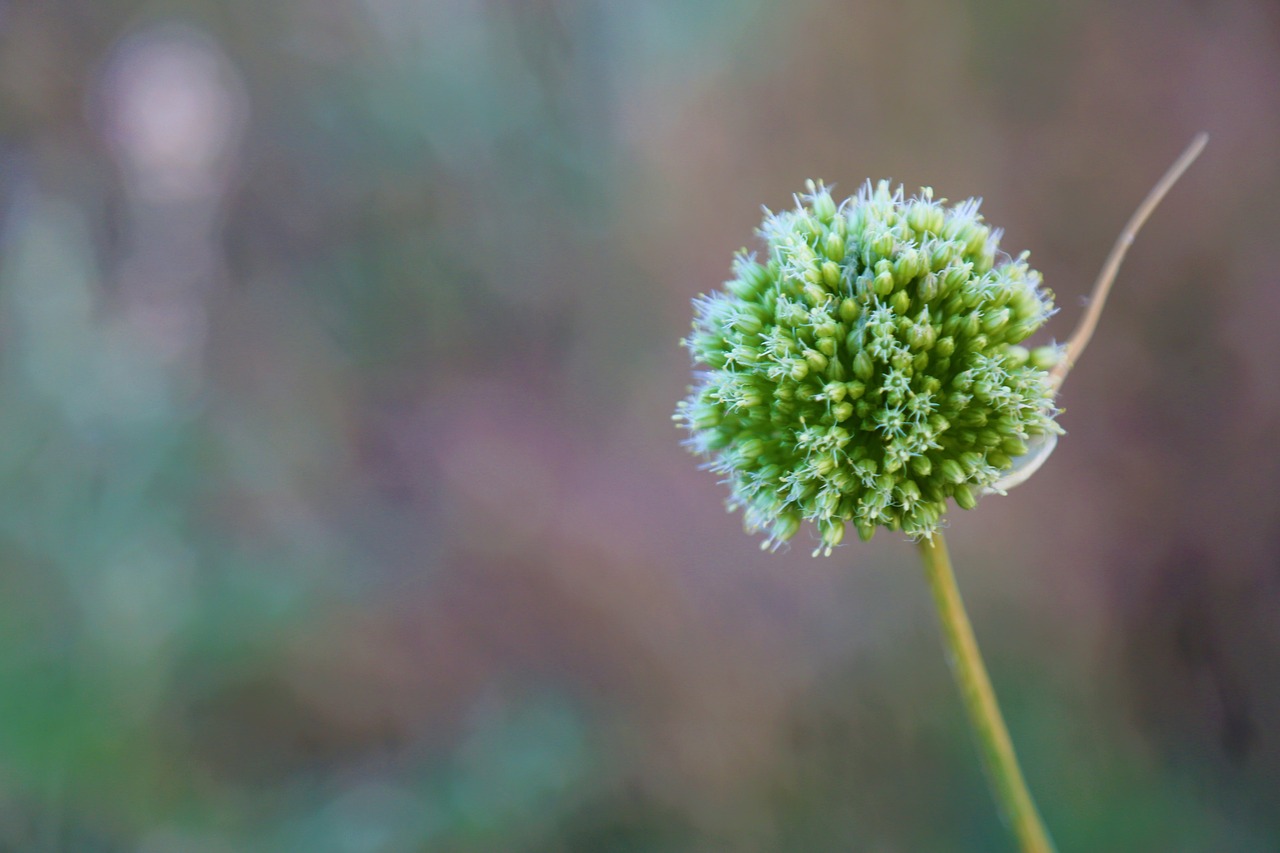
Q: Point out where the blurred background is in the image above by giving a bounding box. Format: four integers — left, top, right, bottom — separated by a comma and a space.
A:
0, 1, 1277, 850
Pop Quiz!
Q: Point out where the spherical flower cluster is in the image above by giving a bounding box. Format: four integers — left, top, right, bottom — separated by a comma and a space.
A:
676, 180, 1062, 553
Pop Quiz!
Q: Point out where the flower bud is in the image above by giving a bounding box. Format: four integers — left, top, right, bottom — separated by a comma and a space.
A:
987, 451, 1013, 470
822, 260, 842, 289
938, 458, 966, 484
945, 263, 972, 291
895, 249, 923, 282
820, 520, 845, 549
811, 184, 837, 222
1030, 345, 1061, 370
1002, 436, 1029, 457
982, 307, 1011, 335
917, 273, 940, 303
953, 484, 978, 510
825, 232, 846, 261
1006, 345, 1030, 368
853, 350, 875, 381
839, 298, 860, 323
870, 231, 895, 260
772, 512, 802, 543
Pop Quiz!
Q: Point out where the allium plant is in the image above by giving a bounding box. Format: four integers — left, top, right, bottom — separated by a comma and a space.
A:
676, 179, 1063, 553
676, 136, 1206, 853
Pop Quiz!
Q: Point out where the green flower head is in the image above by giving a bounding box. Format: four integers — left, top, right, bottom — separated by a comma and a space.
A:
676, 180, 1062, 554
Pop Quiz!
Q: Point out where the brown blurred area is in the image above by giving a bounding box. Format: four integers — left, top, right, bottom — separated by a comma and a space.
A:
0, 0, 1277, 850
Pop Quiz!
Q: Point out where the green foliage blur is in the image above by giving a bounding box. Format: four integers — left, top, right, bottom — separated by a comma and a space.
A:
1, 1, 1278, 851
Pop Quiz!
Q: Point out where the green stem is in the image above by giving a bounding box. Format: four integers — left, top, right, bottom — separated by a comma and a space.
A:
918, 532, 1056, 853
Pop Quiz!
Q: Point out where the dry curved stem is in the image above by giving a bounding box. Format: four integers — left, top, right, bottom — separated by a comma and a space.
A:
1049, 132, 1208, 391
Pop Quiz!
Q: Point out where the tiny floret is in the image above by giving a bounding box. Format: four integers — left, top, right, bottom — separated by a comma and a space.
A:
676, 180, 1062, 551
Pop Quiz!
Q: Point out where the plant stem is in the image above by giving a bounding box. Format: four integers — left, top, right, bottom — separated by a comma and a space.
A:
918, 532, 1056, 853
1049, 132, 1207, 392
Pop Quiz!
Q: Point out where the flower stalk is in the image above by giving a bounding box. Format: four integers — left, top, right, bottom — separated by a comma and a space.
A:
919, 532, 1054, 853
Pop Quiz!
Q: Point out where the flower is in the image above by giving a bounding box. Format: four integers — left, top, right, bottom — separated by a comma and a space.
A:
675, 180, 1062, 553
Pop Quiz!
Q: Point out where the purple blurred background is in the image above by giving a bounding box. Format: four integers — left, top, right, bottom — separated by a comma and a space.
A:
0, 1, 1277, 850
